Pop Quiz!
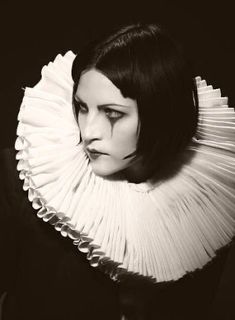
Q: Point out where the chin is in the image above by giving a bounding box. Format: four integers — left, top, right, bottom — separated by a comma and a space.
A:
91, 167, 120, 177
90, 162, 128, 178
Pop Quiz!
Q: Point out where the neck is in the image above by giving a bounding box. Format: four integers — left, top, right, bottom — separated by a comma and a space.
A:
123, 157, 150, 183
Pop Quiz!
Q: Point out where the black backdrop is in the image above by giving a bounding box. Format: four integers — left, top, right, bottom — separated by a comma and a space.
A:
0, 1, 235, 314
0, 0, 234, 148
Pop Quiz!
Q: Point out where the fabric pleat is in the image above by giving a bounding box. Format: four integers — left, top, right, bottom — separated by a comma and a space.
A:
15, 51, 235, 283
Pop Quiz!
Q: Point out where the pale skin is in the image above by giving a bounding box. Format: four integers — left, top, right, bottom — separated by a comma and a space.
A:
74, 68, 145, 180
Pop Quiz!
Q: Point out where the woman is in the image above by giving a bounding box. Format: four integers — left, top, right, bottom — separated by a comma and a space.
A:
1, 23, 235, 319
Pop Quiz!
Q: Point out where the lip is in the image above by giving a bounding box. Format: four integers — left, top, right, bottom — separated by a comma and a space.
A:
86, 148, 107, 160
87, 148, 105, 154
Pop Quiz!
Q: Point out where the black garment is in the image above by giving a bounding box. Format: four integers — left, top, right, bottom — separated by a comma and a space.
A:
0, 148, 234, 320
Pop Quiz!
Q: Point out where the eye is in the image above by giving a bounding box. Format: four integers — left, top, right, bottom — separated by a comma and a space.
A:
78, 104, 88, 114
74, 99, 88, 114
104, 108, 124, 120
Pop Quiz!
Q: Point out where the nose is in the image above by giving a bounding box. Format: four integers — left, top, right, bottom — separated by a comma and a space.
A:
80, 113, 104, 144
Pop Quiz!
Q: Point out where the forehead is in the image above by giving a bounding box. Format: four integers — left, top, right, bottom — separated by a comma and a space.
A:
75, 68, 136, 107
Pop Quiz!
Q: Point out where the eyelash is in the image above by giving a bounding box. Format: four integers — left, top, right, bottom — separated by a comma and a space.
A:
74, 101, 124, 120
105, 109, 123, 120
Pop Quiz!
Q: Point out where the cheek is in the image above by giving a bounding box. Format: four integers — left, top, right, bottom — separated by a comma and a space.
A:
111, 120, 139, 156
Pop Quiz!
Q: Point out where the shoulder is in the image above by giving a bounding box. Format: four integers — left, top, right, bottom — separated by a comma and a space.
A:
118, 245, 232, 319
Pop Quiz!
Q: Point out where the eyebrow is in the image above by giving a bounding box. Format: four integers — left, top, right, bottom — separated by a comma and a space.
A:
74, 95, 130, 109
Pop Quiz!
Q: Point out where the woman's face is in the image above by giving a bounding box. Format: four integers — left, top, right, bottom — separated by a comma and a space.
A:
74, 69, 139, 177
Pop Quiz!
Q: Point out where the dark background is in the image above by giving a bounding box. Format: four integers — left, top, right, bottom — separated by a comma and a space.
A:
0, 2, 234, 315
0, 0, 234, 148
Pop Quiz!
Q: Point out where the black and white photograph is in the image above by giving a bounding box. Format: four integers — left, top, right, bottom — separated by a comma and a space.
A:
1, 1, 235, 319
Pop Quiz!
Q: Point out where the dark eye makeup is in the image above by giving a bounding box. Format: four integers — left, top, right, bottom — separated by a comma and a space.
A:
73, 98, 124, 122
73, 99, 87, 113
104, 108, 124, 120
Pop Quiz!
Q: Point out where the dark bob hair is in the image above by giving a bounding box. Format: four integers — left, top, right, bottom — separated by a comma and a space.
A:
72, 23, 198, 180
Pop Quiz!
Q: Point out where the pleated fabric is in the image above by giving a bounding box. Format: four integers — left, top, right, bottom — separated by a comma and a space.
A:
15, 51, 235, 283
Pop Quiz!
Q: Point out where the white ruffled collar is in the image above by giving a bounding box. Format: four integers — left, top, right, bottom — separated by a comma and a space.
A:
15, 51, 235, 283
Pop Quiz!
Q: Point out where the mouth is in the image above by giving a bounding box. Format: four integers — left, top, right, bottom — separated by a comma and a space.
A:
86, 148, 107, 160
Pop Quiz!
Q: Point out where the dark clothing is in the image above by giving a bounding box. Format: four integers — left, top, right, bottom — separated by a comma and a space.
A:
0, 148, 234, 320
